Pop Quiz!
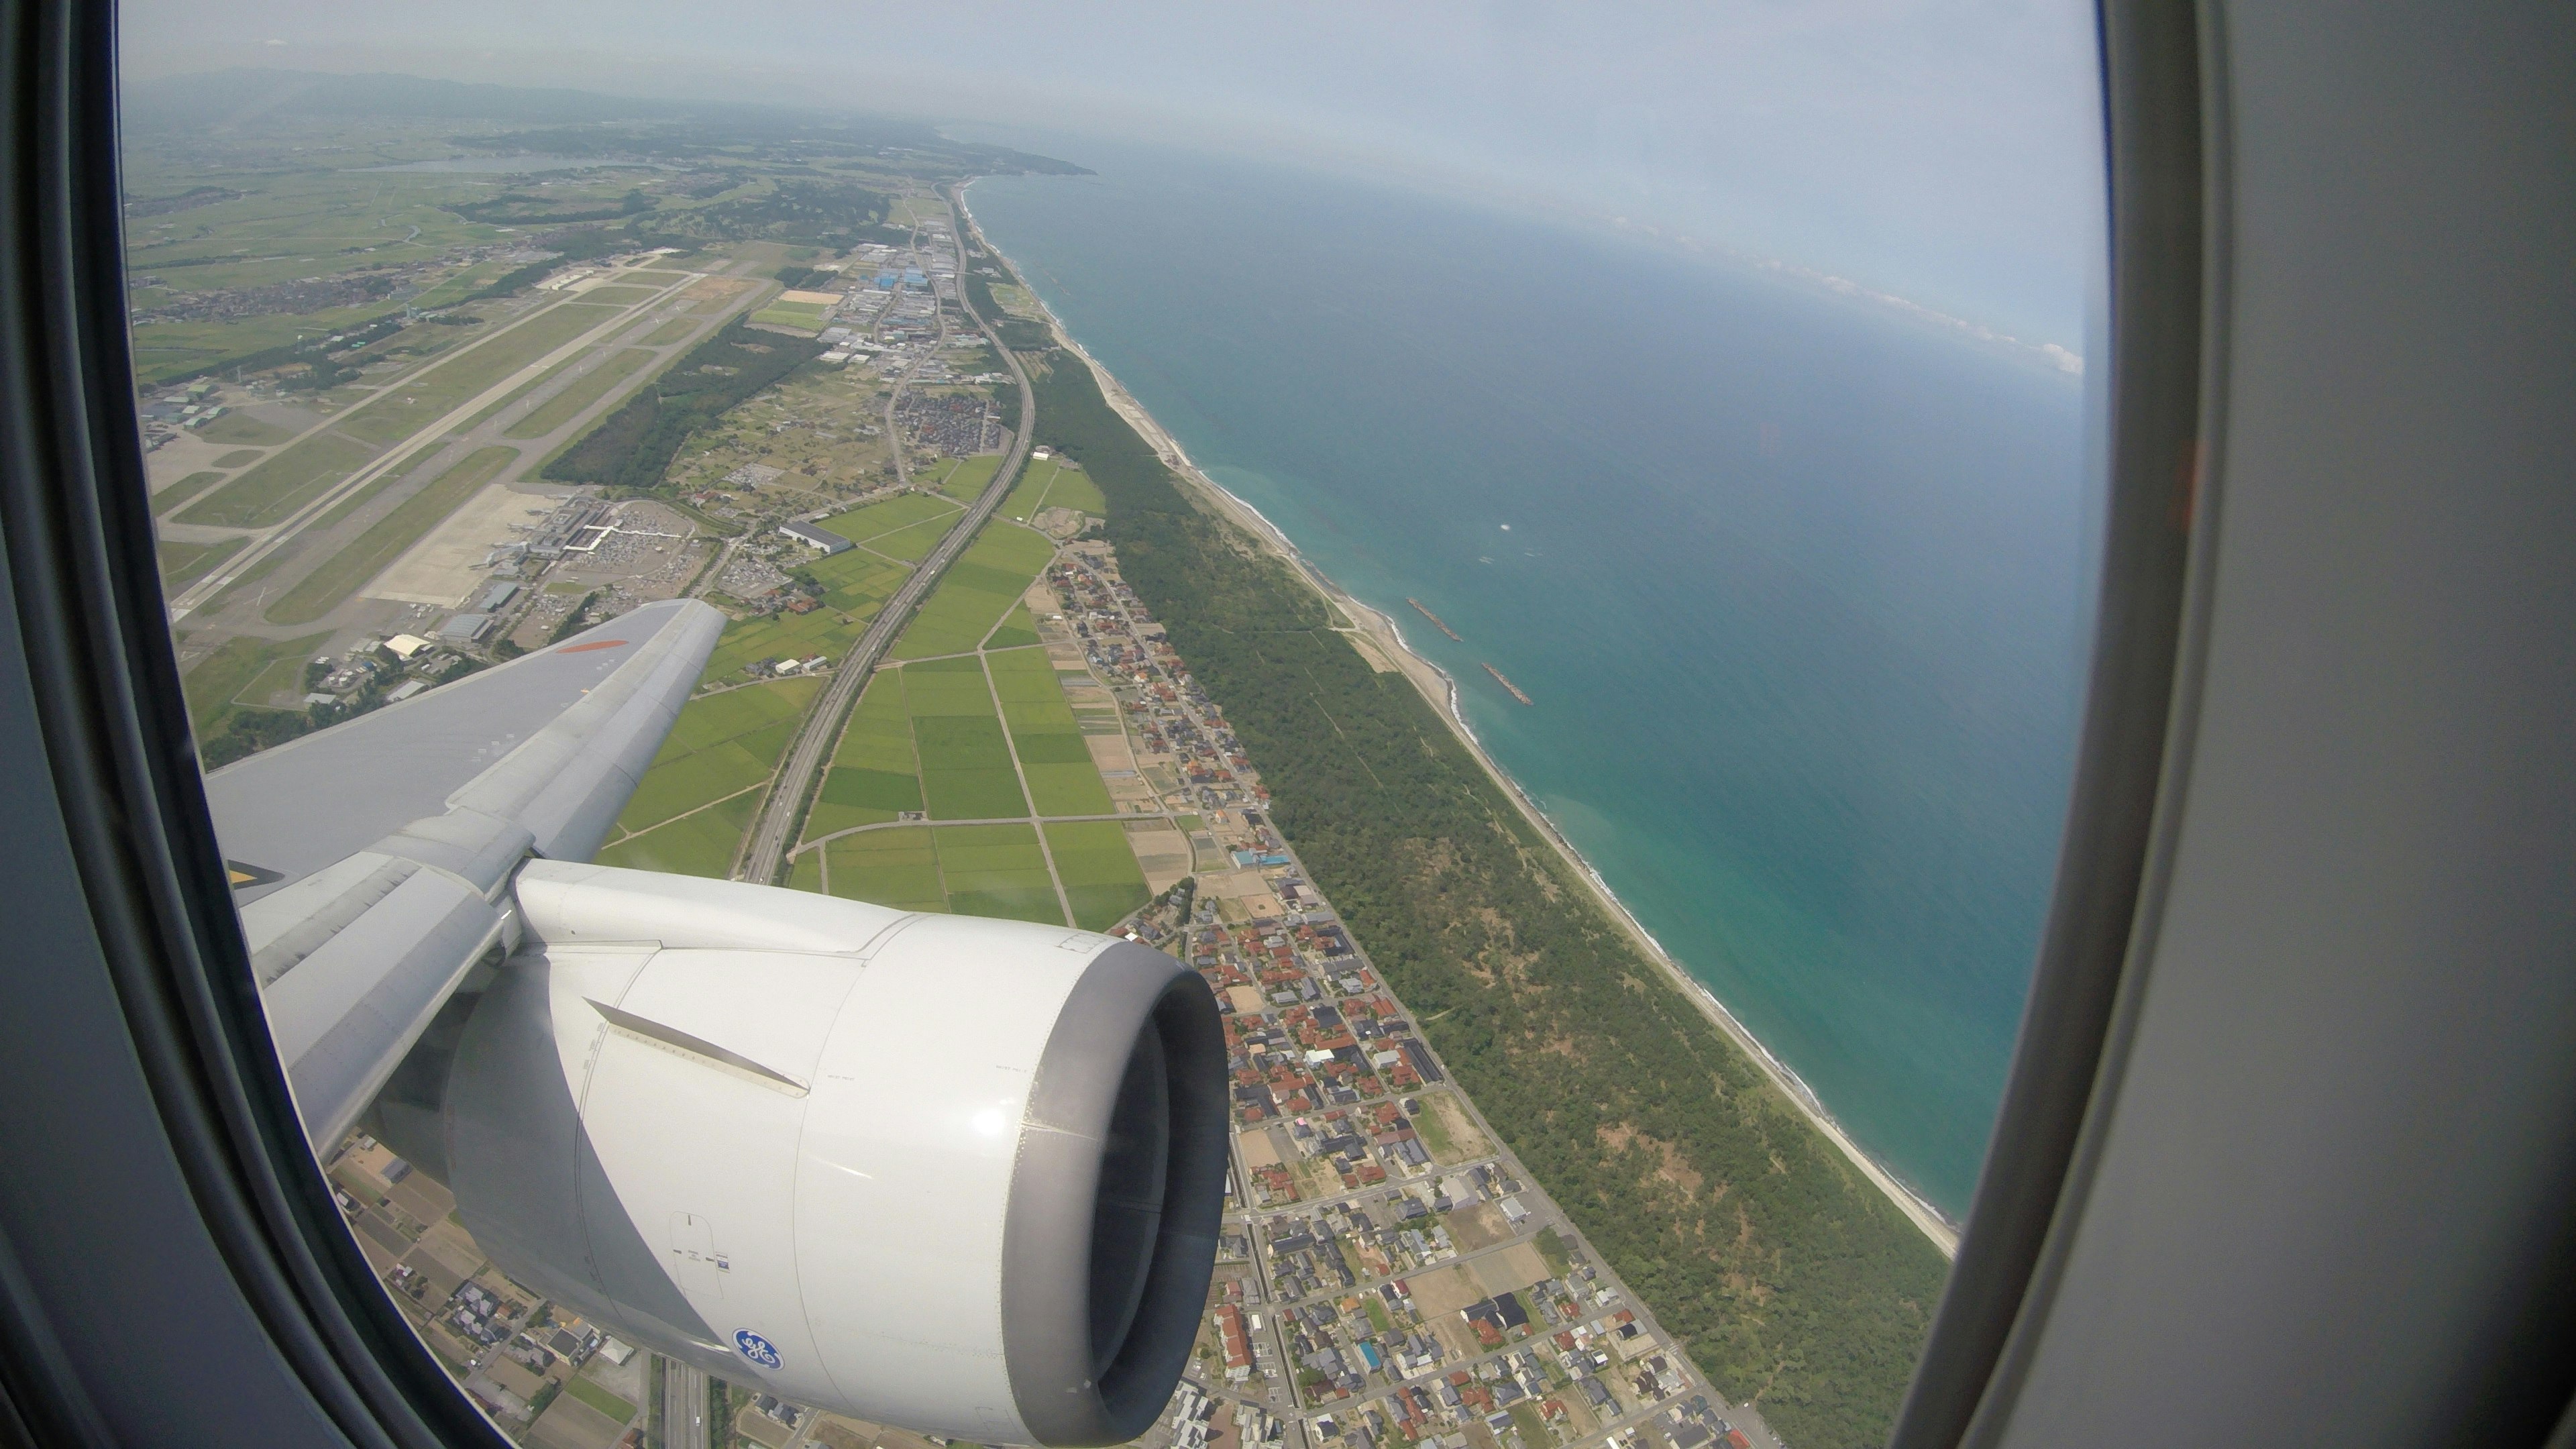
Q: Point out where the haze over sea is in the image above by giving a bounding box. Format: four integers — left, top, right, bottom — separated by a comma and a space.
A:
968, 136, 2098, 1218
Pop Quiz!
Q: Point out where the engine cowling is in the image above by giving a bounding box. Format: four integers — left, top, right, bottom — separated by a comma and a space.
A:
410, 861, 1228, 1446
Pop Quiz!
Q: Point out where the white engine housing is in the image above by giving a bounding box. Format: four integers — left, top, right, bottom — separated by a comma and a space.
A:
411, 862, 1227, 1446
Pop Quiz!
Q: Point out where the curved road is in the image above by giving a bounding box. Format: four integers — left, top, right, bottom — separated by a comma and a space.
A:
735, 193, 1038, 885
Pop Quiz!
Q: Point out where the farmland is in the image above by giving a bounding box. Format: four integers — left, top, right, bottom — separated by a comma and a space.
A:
590, 676, 822, 877
885, 519, 1054, 660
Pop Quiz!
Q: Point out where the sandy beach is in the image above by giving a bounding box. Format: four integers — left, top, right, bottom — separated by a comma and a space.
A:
958, 188, 1962, 1258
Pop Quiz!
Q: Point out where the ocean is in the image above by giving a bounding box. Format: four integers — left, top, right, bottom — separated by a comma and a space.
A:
965, 136, 2098, 1219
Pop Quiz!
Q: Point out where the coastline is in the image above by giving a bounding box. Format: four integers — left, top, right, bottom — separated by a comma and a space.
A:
958, 186, 1962, 1258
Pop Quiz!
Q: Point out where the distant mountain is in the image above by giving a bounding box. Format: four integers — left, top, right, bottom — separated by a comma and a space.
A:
119, 69, 1090, 176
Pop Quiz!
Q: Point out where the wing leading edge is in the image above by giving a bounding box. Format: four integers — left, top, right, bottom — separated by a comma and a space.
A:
203, 599, 725, 1148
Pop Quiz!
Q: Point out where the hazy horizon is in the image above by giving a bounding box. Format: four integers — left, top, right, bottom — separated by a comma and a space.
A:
119, 0, 2107, 351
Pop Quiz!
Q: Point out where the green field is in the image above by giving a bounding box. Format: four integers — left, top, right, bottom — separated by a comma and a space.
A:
504, 348, 657, 440
641, 318, 700, 345
1045, 821, 1150, 931
815, 820, 1066, 925
564, 1375, 635, 1424
931, 453, 1003, 504
338, 300, 623, 446
998, 460, 1055, 522
984, 604, 1040, 650
887, 521, 1055, 661
932, 823, 1063, 924
802, 671, 916, 843
576, 284, 658, 306
750, 299, 832, 333
823, 825, 946, 912
1039, 464, 1106, 516
591, 788, 765, 878
905, 656, 1029, 820
264, 446, 519, 625
816, 492, 963, 546
181, 630, 331, 734
211, 448, 264, 468
1002, 457, 1106, 521
853, 513, 960, 563
699, 549, 913, 683
154, 470, 227, 515
592, 677, 822, 876
987, 647, 1112, 814
177, 431, 379, 529
158, 536, 246, 594
197, 413, 293, 445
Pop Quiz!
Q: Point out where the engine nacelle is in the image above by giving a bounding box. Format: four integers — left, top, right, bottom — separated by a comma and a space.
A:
415, 861, 1227, 1446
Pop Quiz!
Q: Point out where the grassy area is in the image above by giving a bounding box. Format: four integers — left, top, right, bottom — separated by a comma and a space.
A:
905, 656, 1028, 820
264, 445, 519, 625
609, 677, 821, 835
886, 521, 1055, 661
998, 458, 1059, 521
935, 453, 1003, 504
504, 347, 657, 440
984, 604, 1040, 650
987, 646, 1110, 814
998, 457, 1104, 521
197, 413, 292, 445
934, 822, 1063, 924
564, 1375, 635, 1424
853, 512, 958, 564
750, 299, 832, 333
698, 550, 912, 683
803, 669, 916, 843
816, 491, 961, 545
176, 431, 378, 529
1038, 462, 1106, 515
181, 630, 331, 735
337, 300, 623, 446
590, 788, 765, 878
157, 536, 246, 593
1536, 1226, 1573, 1277
1044, 820, 1148, 930
641, 318, 700, 345
576, 284, 659, 306
211, 447, 264, 468
824, 825, 945, 912
153, 470, 227, 515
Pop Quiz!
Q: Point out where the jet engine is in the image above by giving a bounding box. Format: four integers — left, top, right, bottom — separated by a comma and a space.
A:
372, 861, 1228, 1446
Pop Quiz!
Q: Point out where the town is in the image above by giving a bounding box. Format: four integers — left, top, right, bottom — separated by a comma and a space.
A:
127, 103, 1783, 1449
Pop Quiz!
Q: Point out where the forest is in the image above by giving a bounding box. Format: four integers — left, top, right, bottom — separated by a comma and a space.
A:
1028, 355, 1951, 1449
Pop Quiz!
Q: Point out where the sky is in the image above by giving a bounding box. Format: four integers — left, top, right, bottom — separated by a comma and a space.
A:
120, 0, 2108, 347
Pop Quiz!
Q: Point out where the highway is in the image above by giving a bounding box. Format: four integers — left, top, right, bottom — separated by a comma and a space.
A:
661, 1355, 710, 1449
733, 193, 1039, 885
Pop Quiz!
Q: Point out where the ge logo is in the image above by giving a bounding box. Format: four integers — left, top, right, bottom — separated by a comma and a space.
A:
734, 1330, 782, 1369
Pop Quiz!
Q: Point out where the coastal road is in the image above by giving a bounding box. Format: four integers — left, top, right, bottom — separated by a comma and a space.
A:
733, 192, 1039, 885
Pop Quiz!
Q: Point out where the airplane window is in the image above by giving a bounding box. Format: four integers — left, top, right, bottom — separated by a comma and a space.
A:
115, 6, 2108, 1449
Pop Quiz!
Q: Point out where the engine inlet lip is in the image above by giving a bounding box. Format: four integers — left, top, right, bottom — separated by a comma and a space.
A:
1002, 943, 1229, 1446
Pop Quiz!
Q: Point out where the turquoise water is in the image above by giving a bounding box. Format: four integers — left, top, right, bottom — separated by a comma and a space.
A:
968, 138, 2097, 1218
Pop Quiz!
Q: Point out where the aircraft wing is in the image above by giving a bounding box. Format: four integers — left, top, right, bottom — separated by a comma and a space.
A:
200, 598, 726, 1148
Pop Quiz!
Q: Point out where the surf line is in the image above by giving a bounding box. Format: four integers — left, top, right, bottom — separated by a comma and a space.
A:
1407, 597, 1464, 641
